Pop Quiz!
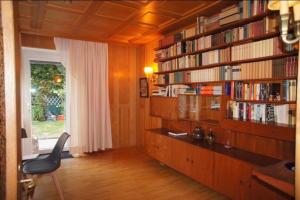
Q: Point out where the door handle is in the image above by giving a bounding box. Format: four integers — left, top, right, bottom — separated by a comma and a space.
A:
20, 178, 36, 199
20, 178, 34, 184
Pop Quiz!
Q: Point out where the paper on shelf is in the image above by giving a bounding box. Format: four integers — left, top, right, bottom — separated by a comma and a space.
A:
168, 132, 188, 136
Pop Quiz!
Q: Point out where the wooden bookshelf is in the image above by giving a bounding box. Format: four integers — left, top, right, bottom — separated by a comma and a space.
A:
155, 52, 298, 74
155, 31, 280, 63
154, 11, 274, 51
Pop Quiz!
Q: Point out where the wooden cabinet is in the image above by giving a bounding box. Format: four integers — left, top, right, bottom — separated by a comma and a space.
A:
170, 138, 190, 175
190, 145, 214, 188
150, 97, 177, 120
145, 131, 157, 158
146, 131, 288, 200
213, 152, 254, 200
145, 131, 172, 166
250, 178, 293, 200
170, 138, 214, 187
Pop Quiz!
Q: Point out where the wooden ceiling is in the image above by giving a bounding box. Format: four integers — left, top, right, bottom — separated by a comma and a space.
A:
17, 0, 236, 44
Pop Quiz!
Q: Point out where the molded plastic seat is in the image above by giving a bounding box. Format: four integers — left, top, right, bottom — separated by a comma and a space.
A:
23, 132, 70, 175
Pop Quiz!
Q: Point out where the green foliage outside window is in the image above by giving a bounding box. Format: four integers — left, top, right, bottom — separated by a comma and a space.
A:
31, 63, 65, 121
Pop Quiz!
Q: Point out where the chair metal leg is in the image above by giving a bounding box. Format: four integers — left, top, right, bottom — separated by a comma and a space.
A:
51, 172, 64, 200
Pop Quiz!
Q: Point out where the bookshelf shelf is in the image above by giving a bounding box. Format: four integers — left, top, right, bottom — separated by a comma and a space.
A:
154, 52, 298, 75
154, 11, 274, 51
230, 99, 296, 104
155, 31, 280, 63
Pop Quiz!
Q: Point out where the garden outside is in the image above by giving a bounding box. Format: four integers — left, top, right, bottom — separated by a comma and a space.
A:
32, 120, 65, 138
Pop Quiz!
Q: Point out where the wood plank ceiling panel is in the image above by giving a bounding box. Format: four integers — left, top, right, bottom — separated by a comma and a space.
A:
17, 0, 237, 44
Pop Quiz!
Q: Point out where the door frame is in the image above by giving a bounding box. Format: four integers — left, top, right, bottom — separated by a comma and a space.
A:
21, 47, 62, 138
2, 1, 22, 199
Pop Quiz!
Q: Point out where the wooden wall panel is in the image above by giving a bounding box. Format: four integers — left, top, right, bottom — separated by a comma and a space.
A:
2, 1, 22, 198
21, 33, 55, 49
108, 43, 137, 148
136, 40, 162, 147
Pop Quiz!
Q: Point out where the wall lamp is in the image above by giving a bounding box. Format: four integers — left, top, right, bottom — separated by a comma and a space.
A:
144, 65, 157, 83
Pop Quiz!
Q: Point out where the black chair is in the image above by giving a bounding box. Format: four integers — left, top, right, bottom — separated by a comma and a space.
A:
22, 132, 70, 200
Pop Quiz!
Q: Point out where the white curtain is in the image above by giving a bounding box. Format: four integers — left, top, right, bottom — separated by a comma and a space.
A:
54, 37, 112, 154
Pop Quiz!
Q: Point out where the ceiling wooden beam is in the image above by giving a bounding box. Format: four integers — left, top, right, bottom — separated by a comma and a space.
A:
31, 1, 46, 29
71, 1, 104, 36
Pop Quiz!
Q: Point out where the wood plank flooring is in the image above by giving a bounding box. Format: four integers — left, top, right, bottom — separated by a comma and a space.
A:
33, 148, 228, 200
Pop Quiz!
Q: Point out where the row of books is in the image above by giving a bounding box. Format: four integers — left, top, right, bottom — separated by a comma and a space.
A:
202, 47, 231, 65
227, 101, 296, 125
157, 56, 298, 84
157, 47, 232, 72
223, 57, 298, 80
241, 0, 269, 19
158, 54, 202, 72
152, 85, 222, 97
231, 82, 282, 101
196, 0, 269, 35
157, 67, 222, 84
152, 85, 190, 97
231, 37, 291, 61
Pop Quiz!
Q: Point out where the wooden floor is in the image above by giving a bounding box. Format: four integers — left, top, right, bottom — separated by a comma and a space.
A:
34, 148, 228, 200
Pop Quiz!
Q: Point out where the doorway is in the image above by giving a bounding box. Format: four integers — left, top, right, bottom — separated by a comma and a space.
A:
30, 61, 65, 152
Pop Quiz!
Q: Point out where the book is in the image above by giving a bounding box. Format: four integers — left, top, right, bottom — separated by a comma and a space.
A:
219, 4, 240, 19
219, 13, 241, 25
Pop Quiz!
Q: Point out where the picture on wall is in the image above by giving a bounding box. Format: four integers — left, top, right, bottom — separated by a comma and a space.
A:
140, 78, 148, 98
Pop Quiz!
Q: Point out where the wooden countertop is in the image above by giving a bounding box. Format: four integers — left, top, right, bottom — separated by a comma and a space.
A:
252, 160, 295, 197
148, 128, 279, 167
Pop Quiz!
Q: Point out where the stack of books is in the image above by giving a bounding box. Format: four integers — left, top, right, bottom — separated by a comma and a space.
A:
196, 85, 223, 95
219, 4, 241, 26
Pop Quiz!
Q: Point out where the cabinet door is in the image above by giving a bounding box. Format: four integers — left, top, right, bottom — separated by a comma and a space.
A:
213, 153, 254, 200
150, 97, 162, 117
145, 131, 157, 158
150, 97, 177, 120
170, 138, 190, 175
190, 145, 214, 188
156, 134, 172, 166
250, 178, 292, 200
